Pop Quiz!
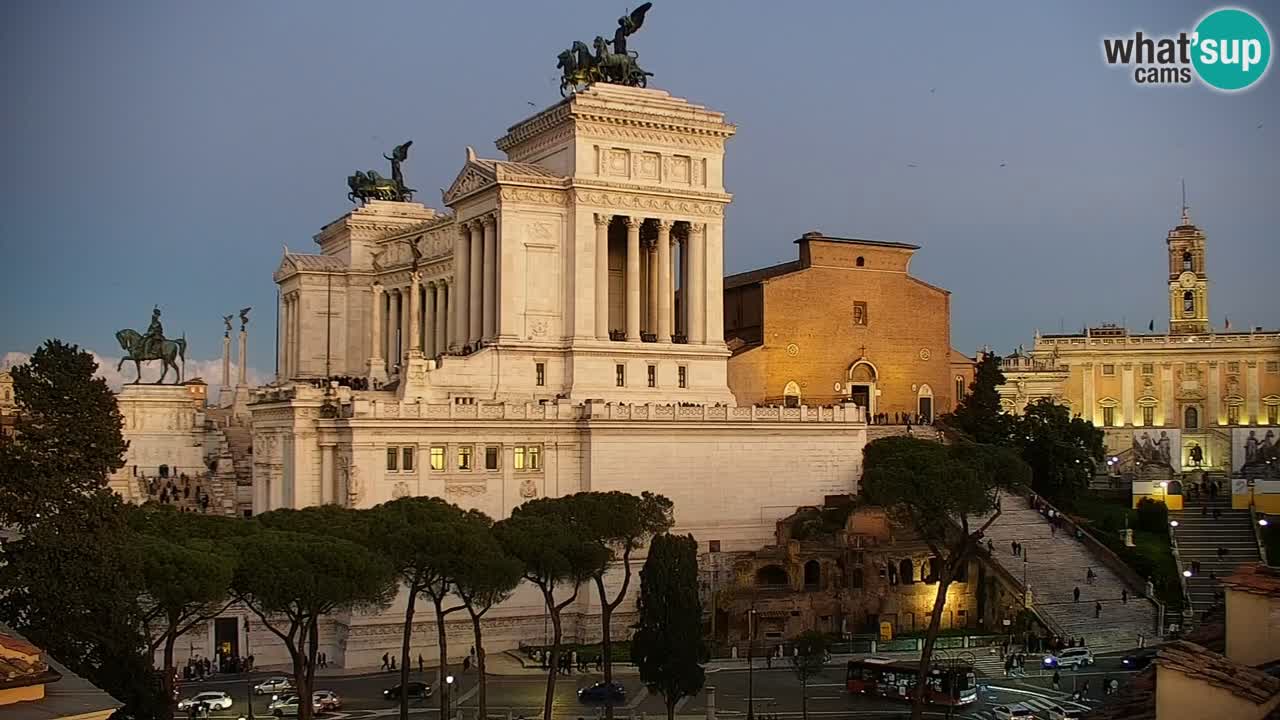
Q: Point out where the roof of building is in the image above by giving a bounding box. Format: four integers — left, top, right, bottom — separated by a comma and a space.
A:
794, 231, 920, 250
723, 260, 802, 290
1219, 563, 1280, 599
1157, 640, 1280, 706
283, 253, 348, 273
0, 625, 120, 718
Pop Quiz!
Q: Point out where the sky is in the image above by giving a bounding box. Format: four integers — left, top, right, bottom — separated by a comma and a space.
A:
1, 0, 1277, 379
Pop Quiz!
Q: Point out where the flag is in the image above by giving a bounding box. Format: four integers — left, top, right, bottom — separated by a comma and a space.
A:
1148, 319, 1155, 332
1225, 316, 1231, 330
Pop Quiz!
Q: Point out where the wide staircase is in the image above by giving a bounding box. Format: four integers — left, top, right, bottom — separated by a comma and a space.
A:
982, 497, 1158, 652
1171, 480, 1262, 613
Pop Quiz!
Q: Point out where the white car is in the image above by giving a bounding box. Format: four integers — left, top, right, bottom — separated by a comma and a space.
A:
1042, 647, 1095, 670
992, 704, 1036, 720
254, 676, 296, 695
313, 691, 342, 712
269, 695, 300, 718
177, 692, 233, 711
1049, 706, 1086, 720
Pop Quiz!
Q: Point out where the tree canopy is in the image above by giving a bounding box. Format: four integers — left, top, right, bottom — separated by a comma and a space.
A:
941, 351, 1014, 446
631, 533, 706, 720
1014, 398, 1105, 506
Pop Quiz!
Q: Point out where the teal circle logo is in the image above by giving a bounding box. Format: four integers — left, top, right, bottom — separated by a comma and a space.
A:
1192, 8, 1271, 91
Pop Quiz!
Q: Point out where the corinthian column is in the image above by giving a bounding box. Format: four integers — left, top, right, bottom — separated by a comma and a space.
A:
469, 220, 484, 347
238, 327, 248, 385
453, 225, 471, 351
657, 220, 672, 342
221, 332, 231, 389
423, 281, 437, 358
408, 272, 422, 357
482, 215, 497, 341
436, 281, 449, 357
368, 284, 385, 380
688, 222, 707, 344
646, 240, 658, 335
625, 217, 641, 342
595, 214, 611, 340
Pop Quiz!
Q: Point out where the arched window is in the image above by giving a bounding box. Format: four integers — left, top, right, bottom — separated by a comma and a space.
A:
756, 565, 788, 586
1184, 406, 1199, 429
784, 381, 801, 408
955, 376, 965, 405
898, 559, 915, 584
1183, 290, 1195, 316
804, 560, 821, 588
856, 256, 865, 267
1182, 251, 1192, 271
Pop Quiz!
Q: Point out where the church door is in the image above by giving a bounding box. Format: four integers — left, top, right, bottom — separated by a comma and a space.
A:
850, 384, 871, 410
918, 397, 933, 423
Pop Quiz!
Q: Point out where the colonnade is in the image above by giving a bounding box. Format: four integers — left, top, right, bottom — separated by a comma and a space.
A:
369, 276, 452, 377
595, 214, 709, 344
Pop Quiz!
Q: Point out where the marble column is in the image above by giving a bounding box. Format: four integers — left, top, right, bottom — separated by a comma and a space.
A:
1161, 363, 1175, 426
222, 333, 231, 389
368, 284, 385, 378
399, 288, 410, 365
390, 290, 401, 369
625, 217, 641, 342
383, 291, 393, 369
482, 216, 497, 341
469, 220, 484, 347
1082, 363, 1096, 425
320, 444, 335, 505
1248, 360, 1260, 424
436, 281, 449, 357
454, 225, 471, 351
595, 214, 611, 339
1121, 363, 1135, 426
657, 220, 673, 342
408, 272, 422, 356
423, 281, 437, 358
688, 223, 707, 344
238, 328, 248, 385
284, 295, 294, 378
1208, 362, 1221, 425
646, 240, 659, 335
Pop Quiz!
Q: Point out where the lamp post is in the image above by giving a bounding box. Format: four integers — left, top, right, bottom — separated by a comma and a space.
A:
244, 618, 254, 720
445, 675, 455, 719
747, 608, 757, 720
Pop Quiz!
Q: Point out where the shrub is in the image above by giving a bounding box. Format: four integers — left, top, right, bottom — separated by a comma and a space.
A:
1134, 498, 1169, 533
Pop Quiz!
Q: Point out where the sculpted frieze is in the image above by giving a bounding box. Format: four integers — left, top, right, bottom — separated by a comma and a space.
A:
572, 190, 724, 217
498, 187, 569, 207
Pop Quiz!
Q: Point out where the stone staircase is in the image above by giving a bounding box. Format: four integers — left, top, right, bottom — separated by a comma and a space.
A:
982, 498, 1158, 652
1171, 488, 1262, 613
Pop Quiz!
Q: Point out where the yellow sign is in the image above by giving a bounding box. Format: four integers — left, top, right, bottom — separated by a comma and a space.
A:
879, 621, 893, 642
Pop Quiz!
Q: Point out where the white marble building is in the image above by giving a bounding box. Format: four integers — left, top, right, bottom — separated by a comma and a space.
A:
224, 85, 869, 669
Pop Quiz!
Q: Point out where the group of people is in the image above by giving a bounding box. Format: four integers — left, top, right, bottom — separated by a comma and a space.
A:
526, 647, 603, 675
867, 412, 932, 426
181, 653, 254, 681
310, 375, 373, 391
146, 472, 212, 513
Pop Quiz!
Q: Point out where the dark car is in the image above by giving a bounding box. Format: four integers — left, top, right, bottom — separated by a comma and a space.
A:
382, 681, 432, 701
1121, 648, 1158, 670
577, 682, 625, 703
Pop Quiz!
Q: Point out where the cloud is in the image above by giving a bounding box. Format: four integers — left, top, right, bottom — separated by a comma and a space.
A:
1, 349, 267, 400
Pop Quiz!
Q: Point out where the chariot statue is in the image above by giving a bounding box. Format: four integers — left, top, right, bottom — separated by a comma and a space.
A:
115, 306, 187, 384
557, 3, 655, 97
347, 140, 415, 204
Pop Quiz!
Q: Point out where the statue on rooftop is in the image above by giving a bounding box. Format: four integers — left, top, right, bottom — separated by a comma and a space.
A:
557, 4, 654, 97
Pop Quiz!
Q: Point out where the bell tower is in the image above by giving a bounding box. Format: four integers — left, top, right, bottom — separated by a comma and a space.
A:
1167, 187, 1209, 335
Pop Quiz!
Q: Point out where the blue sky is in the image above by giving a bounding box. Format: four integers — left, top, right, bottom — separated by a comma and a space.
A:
1, 0, 1277, 378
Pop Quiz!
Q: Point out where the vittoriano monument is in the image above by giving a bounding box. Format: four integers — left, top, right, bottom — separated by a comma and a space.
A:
347, 140, 415, 204
557, 3, 655, 96
116, 306, 187, 384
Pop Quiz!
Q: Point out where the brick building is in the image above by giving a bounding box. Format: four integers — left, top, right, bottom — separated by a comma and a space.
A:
724, 232, 973, 420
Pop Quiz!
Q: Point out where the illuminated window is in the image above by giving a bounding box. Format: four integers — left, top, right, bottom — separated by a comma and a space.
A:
647, 364, 657, 388
485, 446, 500, 471
678, 366, 687, 388
514, 446, 525, 470
386, 448, 398, 472
1268, 405, 1278, 425
457, 445, 473, 471
1227, 405, 1240, 425
1142, 363, 1154, 375
955, 376, 965, 403
1102, 364, 1115, 376
616, 364, 626, 387
1184, 406, 1199, 429
528, 445, 541, 470
430, 446, 445, 471
535, 362, 545, 387
1142, 406, 1154, 426
401, 447, 414, 472
1102, 406, 1115, 426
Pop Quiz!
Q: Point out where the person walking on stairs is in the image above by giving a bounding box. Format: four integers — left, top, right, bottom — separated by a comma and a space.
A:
1074, 586, 1081, 603
1095, 601, 1102, 619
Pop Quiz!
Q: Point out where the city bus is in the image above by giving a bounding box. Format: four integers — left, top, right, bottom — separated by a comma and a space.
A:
846, 657, 978, 707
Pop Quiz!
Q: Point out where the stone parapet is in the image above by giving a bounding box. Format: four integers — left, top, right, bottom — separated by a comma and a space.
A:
325, 397, 865, 424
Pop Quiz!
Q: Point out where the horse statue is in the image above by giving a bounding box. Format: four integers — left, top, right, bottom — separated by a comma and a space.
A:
347, 142, 415, 204
592, 36, 651, 87
115, 328, 187, 384
558, 41, 604, 96
556, 4, 654, 95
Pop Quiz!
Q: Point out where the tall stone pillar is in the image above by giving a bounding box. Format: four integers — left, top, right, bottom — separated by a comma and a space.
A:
625, 217, 641, 342
1121, 363, 1135, 426
368, 284, 386, 382
238, 328, 248, 385
482, 216, 497, 341
320, 443, 335, 505
398, 288, 410, 366
469, 220, 484, 346
1161, 363, 1175, 426
280, 296, 290, 379
595, 214, 611, 340
453, 225, 471, 351
688, 223, 707, 344
221, 333, 231, 389
1247, 360, 1260, 424
1207, 362, 1221, 426
657, 220, 672, 342
423, 281, 437, 358
436, 281, 449, 358
1082, 363, 1096, 425
646, 240, 659, 335
408, 272, 423, 357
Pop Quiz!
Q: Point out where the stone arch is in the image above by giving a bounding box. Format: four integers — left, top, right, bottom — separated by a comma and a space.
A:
756, 565, 788, 587
898, 558, 915, 584
1182, 250, 1193, 271
803, 560, 821, 588
917, 383, 934, 423
856, 256, 865, 267
847, 360, 879, 417
783, 381, 801, 408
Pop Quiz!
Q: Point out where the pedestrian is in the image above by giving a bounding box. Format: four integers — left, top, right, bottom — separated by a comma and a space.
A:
1052, 670, 1061, 691
1011, 540, 1018, 556
1122, 588, 1128, 604
1201, 503, 1208, 517
1095, 601, 1102, 619
1074, 586, 1081, 603
766, 652, 772, 669
1051, 523, 1056, 538
1082, 679, 1090, 697
1217, 546, 1228, 560
382, 652, 390, 671
419, 654, 425, 673
1004, 655, 1012, 677
463, 656, 472, 672
1137, 634, 1145, 649
390, 656, 396, 671
1213, 507, 1222, 520
1087, 567, 1096, 585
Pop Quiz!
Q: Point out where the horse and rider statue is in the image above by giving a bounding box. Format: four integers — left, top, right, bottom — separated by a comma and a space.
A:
348, 140, 415, 204
557, 3, 654, 97
116, 306, 187, 384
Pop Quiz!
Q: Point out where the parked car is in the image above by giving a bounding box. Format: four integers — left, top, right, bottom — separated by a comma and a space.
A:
382, 681, 432, 700
992, 704, 1036, 720
1042, 647, 1095, 670
313, 690, 342, 712
267, 695, 297, 713
269, 696, 300, 718
177, 692, 233, 711
577, 682, 626, 703
1121, 648, 1158, 670
254, 676, 296, 695
1048, 706, 1087, 720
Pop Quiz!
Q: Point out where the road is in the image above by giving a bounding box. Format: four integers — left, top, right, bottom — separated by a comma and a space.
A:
186, 661, 1115, 720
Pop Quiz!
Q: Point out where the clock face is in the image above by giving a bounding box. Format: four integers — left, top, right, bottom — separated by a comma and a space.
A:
1179, 272, 1197, 288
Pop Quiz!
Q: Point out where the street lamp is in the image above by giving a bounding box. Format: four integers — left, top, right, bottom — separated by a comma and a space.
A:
1261, 518, 1271, 527
445, 675, 455, 718
747, 608, 757, 720
1183, 570, 1193, 578
1169, 520, 1179, 528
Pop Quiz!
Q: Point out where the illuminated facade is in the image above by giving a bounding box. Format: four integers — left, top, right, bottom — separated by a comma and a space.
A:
998, 208, 1280, 472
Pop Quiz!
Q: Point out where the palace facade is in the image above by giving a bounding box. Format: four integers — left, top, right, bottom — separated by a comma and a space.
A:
997, 208, 1280, 476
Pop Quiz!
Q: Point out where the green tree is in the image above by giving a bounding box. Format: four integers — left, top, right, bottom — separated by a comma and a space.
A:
1014, 398, 1105, 507
942, 351, 1014, 446
862, 436, 1029, 720
790, 630, 830, 720
452, 520, 523, 720
369, 497, 476, 720
0, 340, 127, 529
495, 500, 609, 720
231, 520, 396, 720
630, 533, 706, 720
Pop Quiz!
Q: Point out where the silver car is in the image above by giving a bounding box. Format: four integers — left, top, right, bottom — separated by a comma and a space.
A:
177, 692, 233, 711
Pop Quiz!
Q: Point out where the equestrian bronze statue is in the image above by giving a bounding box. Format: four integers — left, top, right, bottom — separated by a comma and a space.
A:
348, 141, 415, 204
557, 3, 654, 96
115, 306, 187, 384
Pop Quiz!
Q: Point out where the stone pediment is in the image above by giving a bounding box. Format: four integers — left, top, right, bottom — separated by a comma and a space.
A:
273, 252, 347, 281
443, 148, 497, 205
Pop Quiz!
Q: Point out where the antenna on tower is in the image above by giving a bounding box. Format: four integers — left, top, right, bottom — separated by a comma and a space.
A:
1180, 179, 1191, 224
